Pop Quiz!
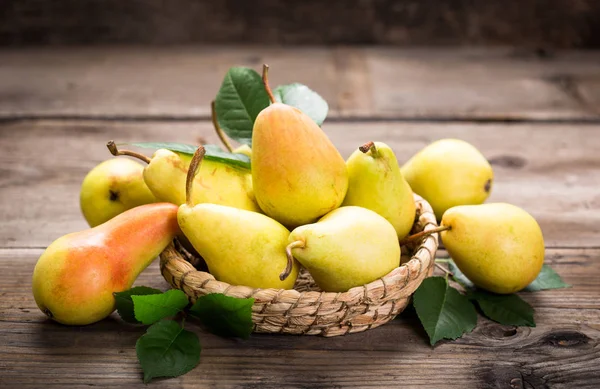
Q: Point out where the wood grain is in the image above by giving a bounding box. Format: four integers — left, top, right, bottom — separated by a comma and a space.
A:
1, 47, 599, 120
1, 0, 600, 48
1, 119, 599, 248
1, 248, 598, 388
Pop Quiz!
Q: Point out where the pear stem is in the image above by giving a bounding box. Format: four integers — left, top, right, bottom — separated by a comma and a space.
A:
399, 225, 451, 246
262, 64, 276, 104
435, 262, 454, 277
359, 141, 379, 157
185, 145, 206, 208
281, 240, 304, 281
106, 141, 151, 164
211, 100, 233, 152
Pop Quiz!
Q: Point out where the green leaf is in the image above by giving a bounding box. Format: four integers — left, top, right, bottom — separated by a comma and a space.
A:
524, 264, 570, 291
114, 286, 162, 324
136, 320, 201, 383
470, 291, 536, 327
413, 276, 477, 346
189, 293, 254, 339
132, 289, 190, 325
447, 259, 475, 290
121, 142, 251, 170
215, 67, 270, 146
273, 83, 329, 126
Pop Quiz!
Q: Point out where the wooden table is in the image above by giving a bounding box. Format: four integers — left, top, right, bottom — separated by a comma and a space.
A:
1, 47, 599, 388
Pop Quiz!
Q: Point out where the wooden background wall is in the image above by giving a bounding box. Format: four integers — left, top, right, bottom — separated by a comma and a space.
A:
1, 0, 600, 48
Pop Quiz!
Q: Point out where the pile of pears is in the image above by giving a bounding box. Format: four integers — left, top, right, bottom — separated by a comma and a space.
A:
32, 67, 545, 327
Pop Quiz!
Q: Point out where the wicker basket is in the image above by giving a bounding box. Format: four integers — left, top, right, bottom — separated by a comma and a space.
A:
160, 194, 439, 337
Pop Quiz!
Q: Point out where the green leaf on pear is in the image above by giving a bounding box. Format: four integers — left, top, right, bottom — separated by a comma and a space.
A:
413, 276, 478, 346
524, 264, 570, 291
215, 67, 271, 146
136, 320, 201, 383
114, 286, 162, 324
273, 83, 329, 126
121, 142, 251, 169
189, 293, 255, 339
469, 291, 536, 327
132, 289, 190, 325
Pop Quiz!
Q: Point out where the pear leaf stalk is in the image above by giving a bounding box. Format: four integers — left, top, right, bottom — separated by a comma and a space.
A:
282, 240, 305, 281
106, 140, 151, 164
359, 141, 379, 158
185, 145, 206, 208
399, 225, 451, 246
262, 64, 276, 104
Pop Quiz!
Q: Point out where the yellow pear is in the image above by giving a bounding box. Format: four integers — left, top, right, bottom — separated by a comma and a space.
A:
401, 139, 493, 220
177, 146, 299, 289
80, 159, 157, 227
107, 142, 260, 213
343, 141, 416, 239
441, 203, 544, 294
251, 65, 348, 228
288, 206, 400, 292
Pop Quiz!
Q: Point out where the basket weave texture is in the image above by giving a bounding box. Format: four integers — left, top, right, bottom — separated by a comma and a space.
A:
160, 194, 439, 337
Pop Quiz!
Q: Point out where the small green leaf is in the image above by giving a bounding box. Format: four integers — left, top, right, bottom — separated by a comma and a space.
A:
413, 276, 477, 346
122, 142, 251, 170
273, 83, 329, 126
136, 320, 201, 383
447, 259, 475, 290
470, 291, 536, 327
215, 67, 270, 146
114, 286, 162, 324
132, 289, 190, 325
524, 264, 570, 291
189, 293, 254, 339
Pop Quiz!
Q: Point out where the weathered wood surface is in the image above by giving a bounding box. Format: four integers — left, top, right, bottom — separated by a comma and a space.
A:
2, 0, 600, 48
1, 248, 599, 389
1, 47, 600, 120
1, 119, 599, 248
1, 48, 599, 388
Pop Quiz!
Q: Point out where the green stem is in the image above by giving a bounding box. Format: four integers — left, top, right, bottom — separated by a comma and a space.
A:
211, 100, 233, 152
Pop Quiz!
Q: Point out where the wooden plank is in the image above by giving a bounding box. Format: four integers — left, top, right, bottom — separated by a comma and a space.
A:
1, 1, 600, 48
1, 47, 599, 120
1, 119, 599, 248
1, 248, 598, 388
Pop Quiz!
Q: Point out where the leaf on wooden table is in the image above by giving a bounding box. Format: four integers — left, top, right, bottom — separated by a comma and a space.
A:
122, 142, 251, 169
189, 293, 255, 339
273, 83, 329, 126
413, 276, 477, 346
524, 264, 570, 291
469, 291, 536, 327
215, 67, 270, 146
114, 286, 162, 324
132, 289, 190, 325
136, 320, 201, 383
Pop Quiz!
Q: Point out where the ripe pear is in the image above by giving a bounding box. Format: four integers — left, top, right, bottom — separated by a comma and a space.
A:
177, 146, 299, 289
251, 66, 348, 228
401, 139, 493, 220
440, 203, 544, 294
288, 206, 400, 292
80, 158, 157, 227
343, 141, 416, 239
32, 203, 180, 325
107, 142, 260, 213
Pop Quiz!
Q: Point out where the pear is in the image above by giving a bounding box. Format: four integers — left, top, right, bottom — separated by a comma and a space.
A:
287, 206, 400, 292
107, 142, 260, 213
80, 158, 157, 227
251, 65, 348, 228
32, 203, 180, 325
343, 141, 416, 239
440, 203, 544, 294
401, 139, 493, 220
178, 146, 299, 289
